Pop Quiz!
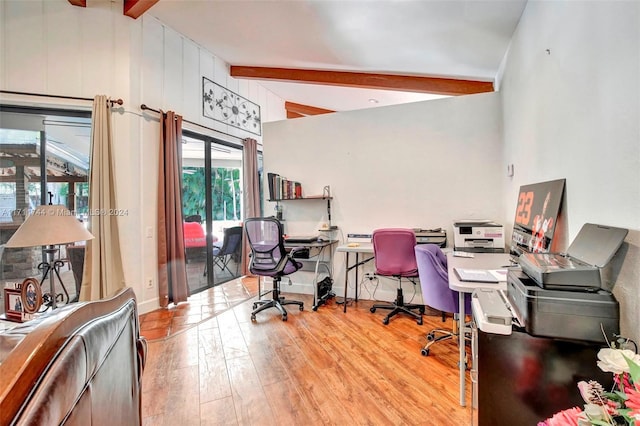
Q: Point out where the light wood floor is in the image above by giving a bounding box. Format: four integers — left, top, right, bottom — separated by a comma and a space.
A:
141, 282, 475, 425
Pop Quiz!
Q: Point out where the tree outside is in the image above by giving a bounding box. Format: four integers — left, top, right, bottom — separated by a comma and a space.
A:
182, 167, 241, 221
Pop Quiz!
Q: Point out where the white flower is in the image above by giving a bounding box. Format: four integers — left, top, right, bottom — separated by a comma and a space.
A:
596, 348, 640, 374
580, 403, 606, 422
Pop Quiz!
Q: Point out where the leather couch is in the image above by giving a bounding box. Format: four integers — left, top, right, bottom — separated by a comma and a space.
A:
0, 287, 147, 425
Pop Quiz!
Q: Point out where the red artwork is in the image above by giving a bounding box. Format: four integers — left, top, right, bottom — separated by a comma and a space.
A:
511, 179, 565, 256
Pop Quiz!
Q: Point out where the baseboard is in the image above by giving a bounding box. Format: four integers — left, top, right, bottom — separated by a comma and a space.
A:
262, 274, 424, 305
137, 298, 160, 315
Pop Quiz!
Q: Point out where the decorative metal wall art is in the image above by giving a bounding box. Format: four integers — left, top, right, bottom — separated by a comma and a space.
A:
202, 77, 262, 135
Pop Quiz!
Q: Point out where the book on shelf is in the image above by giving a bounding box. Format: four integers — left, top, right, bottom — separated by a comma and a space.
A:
267, 172, 303, 200
267, 172, 277, 200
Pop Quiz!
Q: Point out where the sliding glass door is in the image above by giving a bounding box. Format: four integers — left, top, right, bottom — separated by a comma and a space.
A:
181, 131, 244, 294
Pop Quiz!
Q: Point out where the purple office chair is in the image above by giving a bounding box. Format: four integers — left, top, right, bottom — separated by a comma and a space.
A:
414, 244, 472, 356
245, 217, 304, 321
369, 228, 425, 325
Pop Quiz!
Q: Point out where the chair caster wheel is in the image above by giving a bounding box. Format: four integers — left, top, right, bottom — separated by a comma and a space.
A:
416, 318, 423, 326
421, 348, 430, 356
299, 305, 304, 311
282, 314, 288, 322
370, 307, 376, 313
427, 333, 435, 341
251, 314, 256, 322
382, 317, 389, 325
312, 306, 318, 312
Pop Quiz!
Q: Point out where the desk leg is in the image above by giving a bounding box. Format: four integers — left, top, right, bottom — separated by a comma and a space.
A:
458, 291, 466, 407
354, 253, 359, 302
343, 252, 350, 313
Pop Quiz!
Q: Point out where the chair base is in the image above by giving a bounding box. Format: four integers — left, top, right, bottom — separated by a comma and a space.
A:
421, 328, 457, 356
420, 313, 470, 363
370, 288, 424, 325
251, 281, 304, 322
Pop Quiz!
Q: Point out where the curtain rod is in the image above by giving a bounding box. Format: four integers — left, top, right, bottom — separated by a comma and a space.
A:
140, 104, 244, 141
0, 90, 123, 106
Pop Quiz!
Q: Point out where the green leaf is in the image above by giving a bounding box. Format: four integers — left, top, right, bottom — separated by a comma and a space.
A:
603, 391, 626, 403
623, 354, 640, 384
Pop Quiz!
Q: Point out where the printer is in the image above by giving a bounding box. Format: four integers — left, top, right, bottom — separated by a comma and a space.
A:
519, 223, 628, 291
414, 228, 447, 248
473, 223, 627, 342
453, 221, 504, 252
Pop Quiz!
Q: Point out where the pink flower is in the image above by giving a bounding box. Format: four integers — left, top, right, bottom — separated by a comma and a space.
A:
627, 386, 640, 410
538, 407, 582, 426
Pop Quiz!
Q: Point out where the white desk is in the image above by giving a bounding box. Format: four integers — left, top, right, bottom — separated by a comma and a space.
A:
447, 251, 511, 407
335, 243, 374, 313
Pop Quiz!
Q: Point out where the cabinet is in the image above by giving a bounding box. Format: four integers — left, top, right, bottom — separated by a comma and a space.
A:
477, 327, 612, 425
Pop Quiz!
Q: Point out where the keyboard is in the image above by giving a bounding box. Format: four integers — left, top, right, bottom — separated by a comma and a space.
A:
453, 251, 475, 258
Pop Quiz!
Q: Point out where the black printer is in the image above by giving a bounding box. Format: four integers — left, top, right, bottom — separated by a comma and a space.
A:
506, 223, 628, 342
507, 270, 619, 342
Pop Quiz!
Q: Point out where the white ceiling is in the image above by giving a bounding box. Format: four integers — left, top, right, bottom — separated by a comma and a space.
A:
148, 0, 527, 113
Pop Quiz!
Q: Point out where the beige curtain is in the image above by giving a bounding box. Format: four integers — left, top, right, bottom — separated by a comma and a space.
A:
157, 111, 189, 306
80, 95, 126, 301
242, 137, 260, 276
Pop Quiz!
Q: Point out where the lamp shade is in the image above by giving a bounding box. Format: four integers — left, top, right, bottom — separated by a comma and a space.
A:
5, 204, 94, 248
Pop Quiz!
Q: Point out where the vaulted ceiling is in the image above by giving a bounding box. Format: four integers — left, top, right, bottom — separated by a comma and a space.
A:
71, 0, 528, 114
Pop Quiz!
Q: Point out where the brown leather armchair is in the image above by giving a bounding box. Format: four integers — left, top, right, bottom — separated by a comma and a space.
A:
0, 287, 146, 425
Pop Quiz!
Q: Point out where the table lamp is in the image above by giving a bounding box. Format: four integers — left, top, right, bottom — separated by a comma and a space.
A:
5, 204, 94, 310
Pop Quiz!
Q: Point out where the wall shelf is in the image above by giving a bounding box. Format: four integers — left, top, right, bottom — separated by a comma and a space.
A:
269, 196, 332, 202
268, 184, 335, 228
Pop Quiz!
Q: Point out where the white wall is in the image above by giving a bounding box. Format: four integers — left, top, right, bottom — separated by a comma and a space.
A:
0, 0, 287, 313
264, 93, 504, 300
501, 1, 640, 344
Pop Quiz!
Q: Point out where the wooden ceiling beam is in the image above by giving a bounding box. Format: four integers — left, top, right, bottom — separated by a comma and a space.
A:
231, 66, 493, 96
68, 0, 158, 19
285, 101, 335, 117
123, 0, 160, 19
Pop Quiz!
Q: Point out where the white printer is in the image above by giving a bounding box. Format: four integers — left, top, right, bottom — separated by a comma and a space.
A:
453, 220, 505, 253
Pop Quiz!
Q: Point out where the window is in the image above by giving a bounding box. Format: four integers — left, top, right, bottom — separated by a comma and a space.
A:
0, 106, 91, 301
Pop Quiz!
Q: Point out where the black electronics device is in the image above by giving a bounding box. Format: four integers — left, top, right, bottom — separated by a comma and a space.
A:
312, 276, 335, 312
507, 269, 619, 342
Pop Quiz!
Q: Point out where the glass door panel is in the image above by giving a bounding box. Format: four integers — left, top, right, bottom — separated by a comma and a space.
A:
209, 143, 243, 285
182, 137, 208, 294
181, 132, 244, 294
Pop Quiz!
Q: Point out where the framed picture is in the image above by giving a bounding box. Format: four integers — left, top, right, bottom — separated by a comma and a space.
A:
20, 278, 42, 314
4, 287, 24, 322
